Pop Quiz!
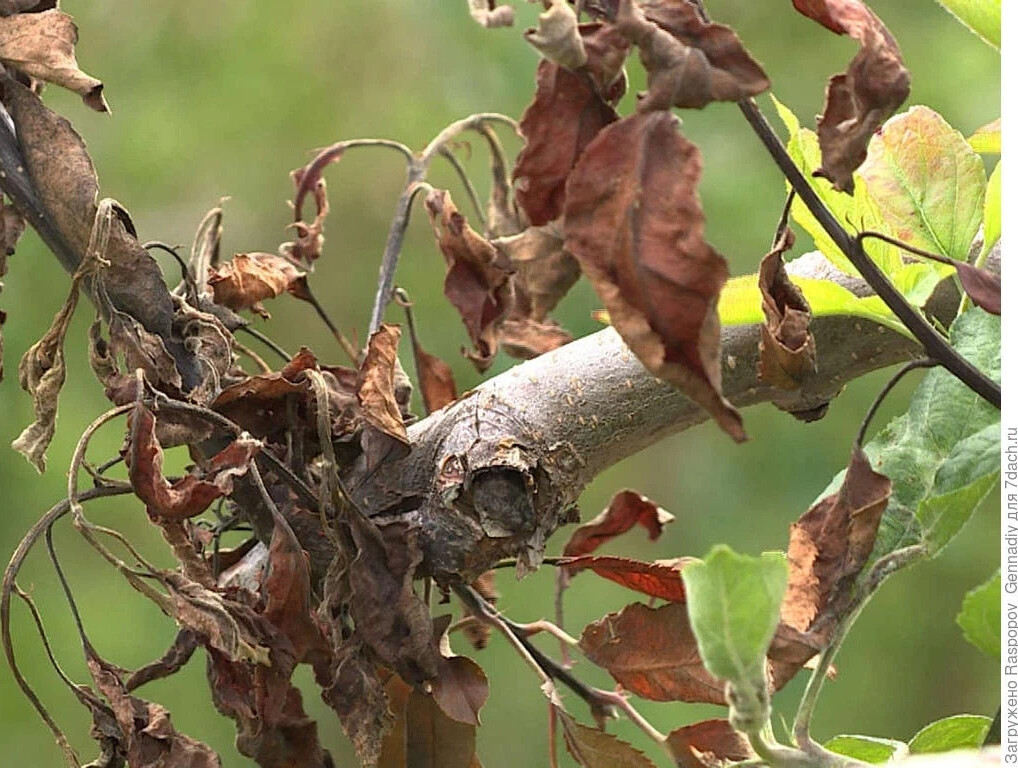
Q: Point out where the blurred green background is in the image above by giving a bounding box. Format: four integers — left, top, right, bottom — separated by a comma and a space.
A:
0, 1, 1000, 766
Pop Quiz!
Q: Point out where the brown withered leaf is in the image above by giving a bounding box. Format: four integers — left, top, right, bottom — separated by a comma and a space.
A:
86, 648, 221, 768
412, 340, 458, 414
207, 252, 308, 319
513, 22, 629, 226
0, 9, 108, 111
405, 688, 477, 768
758, 228, 817, 389
543, 684, 655, 768
767, 622, 825, 691
459, 570, 499, 651
285, 166, 330, 264
580, 601, 726, 704
127, 404, 261, 520
492, 219, 581, 321
781, 447, 891, 638
614, 0, 769, 111
560, 555, 691, 602
125, 629, 200, 692
563, 489, 675, 559
525, 0, 586, 70
468, 0, 514, 28
956, 263, 1000, 315
667, 719, 755, 768
792, 0, 910, 192
425, 188, 514, 371
357, 323, 411, 469
433, 654, 490, 727
499, 316, 572, 360
563, 111, 745, 441
378, 671, 412, 768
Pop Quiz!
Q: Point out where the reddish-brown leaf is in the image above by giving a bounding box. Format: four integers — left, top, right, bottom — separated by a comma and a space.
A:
758, 228, 817, 389
286, 161, 332, 264
563, 111, 745, 441
404, 688, 478, 768
614, 0, 769, 111
563, 489, 675, 559
492, 220, 581, 322
127, 404, 261, 520
513, 22, 630, 226
667, 719, 755, 768
579, 601, 726, 704
499, 316, 573, 360
956, 262, 1000, 315
781, 447, 891, 638
357, 323, 411, 469
433, 654, 490, 727
407, 329, 458, 414
560, 555, 691, 602
207, 252, 308, 319
559, 711, 656, 768
792, 0, 910, 192
425, 188, 514, 371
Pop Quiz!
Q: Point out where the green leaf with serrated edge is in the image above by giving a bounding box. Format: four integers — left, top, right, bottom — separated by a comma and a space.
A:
772, 97, 900, 279
980, 162, 1000, 261
957, 571, 1000, 660
909, 715, 993, 753
682, 546, 786, 690
935, 0, 1000, 49
861, 107, 986, 265
968, 119, 1000, 155
825, 735, 907, 763
718, 270, 910, 338
812, 310, 999, 563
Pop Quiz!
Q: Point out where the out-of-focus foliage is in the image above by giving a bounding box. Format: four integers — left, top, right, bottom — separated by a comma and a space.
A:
0, 1, 998, 765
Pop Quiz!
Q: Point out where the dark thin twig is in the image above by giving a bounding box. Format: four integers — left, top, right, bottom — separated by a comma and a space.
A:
438, 146, 487, 229
297, 281, 359, 364
855, 358, 938, 449
772, 189, 796, 249
857, 230, 955, 267
238, 325, 292, 363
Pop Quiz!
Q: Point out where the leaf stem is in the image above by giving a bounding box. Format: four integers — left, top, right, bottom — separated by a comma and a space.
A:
854, 358, 938, 449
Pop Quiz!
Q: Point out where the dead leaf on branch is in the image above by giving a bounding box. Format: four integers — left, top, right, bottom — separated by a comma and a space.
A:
758, 227, 817, 390
411, 337, 458, 414
405, 688, 478, 768
563, 489, 675, 559
525, 0, 586, 70
357, 323, 411, 470
0, 9, 108, 111
513, 21, 630, 226
207, 252, 309, 319
499, 316, 572, 359
781, 446, 891, 639
667, 719, 755, 768
468, 0, 514, 28
492, 218, 581, 322
284, 166, 330, 264
543, 684, 655, 768
955, 263, 1000, 315
791, 0, 910, 192
613, 0, 769, 111
425, 188, 514, 371
563, 110, 745, 441
559, 555, 692, 602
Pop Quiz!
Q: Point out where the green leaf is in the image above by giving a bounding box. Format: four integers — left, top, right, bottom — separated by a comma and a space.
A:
980, 161, 1001, 261
956, 571, 1001, 660
909, 715, 993, 753
886, 262, 955, 308
681, 546, 787, 691
935, 0, 1000, 49
718, 269, 911, 338
772, 97, 901, 278
815, 309, 1000, 562
825, 735, 907, 763
968, 118, 1001, 155
861, 106, 986, 265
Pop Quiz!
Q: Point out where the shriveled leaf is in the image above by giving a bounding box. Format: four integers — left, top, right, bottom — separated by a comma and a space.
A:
564, 111, 744, 440
781, 447, 890, 638
967, 118, 1000, 155
935, 0, 1000, 49
492, 219, 580, 321
758, 228, 816, 389
378, 671, 412, 768
513, 22, 629, 225
579, 601, 726, 704
127, 405, 260, 520
207, 252, 308, 319
860, 106, 986, 263
683, 546, 787, 690
563, 489, 674, 559
285, 165, 330, 264
432, 655, 489, 727
124, 629, 200, 692
499, 316, 572, 359
410, 336, 458, 414
357, 323, 411, 469
459, 571, 499, 651
667, 719, 755, 768
525, 0, 585, 70
559, 709, 656, 768
426, 188, 514, 370
792, 0, 910, 191
405, 688, 477, 768
910, 715, 993, 754
614, 0, 769, 111
956, 571, 1000, 660
0, 9, 108, 111
560, 555, 691, 602
825, 735, 906, 763
467, 0, 514, 28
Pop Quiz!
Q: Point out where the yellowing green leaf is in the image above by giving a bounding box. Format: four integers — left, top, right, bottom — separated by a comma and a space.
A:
968, 118, 1000, 154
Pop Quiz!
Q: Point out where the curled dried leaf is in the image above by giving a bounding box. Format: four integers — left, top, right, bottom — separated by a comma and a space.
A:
792, 0, 911, 191
207, 252, 307, 319
493, 219, 580, 321
563, 111, 744, 440
285, 164, 331, 264
357, 323, 411, 469
0, 9, 108, 111
410, 334, 458, 414
499, 316, 572, 359
758, 228, 817, 389
614, 0, 769, 111
667, 719, 755, 768
563, 489, 674, 559
525, 0, 586, 70
468, 0, 514, 28
513, 22, 630, 226
559, 555, 691, 602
